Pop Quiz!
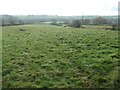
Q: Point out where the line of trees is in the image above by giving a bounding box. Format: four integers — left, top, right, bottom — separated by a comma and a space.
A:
66, 16, 118, 28
1, 15, 25, 26
0, 15, 118, 28
50, 16, 118, 28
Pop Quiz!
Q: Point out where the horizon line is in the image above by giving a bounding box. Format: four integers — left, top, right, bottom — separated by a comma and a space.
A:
0, 14, 118, 16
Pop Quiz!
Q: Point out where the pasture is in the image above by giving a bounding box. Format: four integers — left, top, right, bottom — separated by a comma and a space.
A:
2, 25, 119, 88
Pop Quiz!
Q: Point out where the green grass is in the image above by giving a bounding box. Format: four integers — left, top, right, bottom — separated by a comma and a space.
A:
2, 25, 119, 88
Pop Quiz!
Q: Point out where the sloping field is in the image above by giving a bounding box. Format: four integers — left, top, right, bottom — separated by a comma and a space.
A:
2, 25, 119, 88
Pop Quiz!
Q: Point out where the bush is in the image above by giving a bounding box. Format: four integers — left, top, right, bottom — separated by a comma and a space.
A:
71, 20, 81, 28
111, 25, 118, 30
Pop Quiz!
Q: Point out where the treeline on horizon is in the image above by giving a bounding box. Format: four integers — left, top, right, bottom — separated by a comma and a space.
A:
0, 15, 118, 26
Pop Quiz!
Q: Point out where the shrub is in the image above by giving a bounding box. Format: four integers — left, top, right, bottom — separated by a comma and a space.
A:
111, 25, 118, 30
71, 20, 81, 28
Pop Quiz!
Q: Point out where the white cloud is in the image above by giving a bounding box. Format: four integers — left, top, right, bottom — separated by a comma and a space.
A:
0, 0, 119, 15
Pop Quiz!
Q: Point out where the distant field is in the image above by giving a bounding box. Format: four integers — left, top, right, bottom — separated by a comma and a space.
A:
2, 25, 119, 88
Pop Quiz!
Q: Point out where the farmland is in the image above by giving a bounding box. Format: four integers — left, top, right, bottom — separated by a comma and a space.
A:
2, 25, 119, 88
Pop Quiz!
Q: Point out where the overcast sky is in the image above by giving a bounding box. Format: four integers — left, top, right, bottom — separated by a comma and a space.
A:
0, 0, 119, 16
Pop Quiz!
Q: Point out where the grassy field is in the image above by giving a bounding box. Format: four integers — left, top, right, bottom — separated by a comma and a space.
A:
2, 25, 119, 88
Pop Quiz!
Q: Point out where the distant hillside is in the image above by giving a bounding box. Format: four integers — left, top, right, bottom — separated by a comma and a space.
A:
0, 15, 118, 26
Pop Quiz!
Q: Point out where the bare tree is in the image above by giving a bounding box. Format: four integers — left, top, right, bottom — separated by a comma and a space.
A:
92, 17, 107, 25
